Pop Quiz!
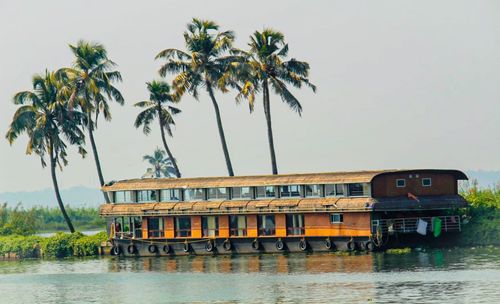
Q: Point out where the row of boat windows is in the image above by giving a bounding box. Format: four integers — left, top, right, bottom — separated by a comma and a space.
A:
112, 213, 344, 239
112, 183, 371, 203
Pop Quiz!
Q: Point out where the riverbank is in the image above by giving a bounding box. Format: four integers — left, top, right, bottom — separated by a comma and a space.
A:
0, 231, 107, 259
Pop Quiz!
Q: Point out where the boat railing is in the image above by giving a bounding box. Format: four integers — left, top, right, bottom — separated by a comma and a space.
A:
371, 215, 461, 234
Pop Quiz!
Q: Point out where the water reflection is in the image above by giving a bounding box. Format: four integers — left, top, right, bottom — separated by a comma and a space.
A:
106, 252, 377, 274
0, 248, 499, 304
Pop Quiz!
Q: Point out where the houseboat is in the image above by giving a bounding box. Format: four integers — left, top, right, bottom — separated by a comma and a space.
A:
99, 169, 468, 256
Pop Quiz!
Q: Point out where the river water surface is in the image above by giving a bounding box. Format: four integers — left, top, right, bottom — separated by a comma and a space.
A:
0, 247, 499, 303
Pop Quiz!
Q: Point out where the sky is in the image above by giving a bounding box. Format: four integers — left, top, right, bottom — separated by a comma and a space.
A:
0, 0, 499, 193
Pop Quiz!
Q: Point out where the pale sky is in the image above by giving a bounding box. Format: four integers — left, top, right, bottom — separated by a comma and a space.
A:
1, 0, 499, 192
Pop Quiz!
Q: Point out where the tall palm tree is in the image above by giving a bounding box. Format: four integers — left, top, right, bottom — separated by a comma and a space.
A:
57, 40, 124, 202
235, 29, 316, 175
5, 71, 87, 233
142, 148, 177, 178
134, 80, 181, 178
156, 18, 237, 176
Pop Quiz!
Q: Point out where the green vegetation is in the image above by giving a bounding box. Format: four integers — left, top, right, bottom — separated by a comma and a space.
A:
58, 40, 124, 203
0, 232, 108, 259
0, 204, 105, 234
141, 148, 178, 178
5, 71, 88, 233
134, 81, 182, 178
459, 185, 500, 246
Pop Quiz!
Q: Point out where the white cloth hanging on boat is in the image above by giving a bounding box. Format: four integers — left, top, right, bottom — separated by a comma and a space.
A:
416, 219, 428, 235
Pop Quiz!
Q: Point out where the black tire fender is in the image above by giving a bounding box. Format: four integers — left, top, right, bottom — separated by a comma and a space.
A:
112, 245, 122, 256
127, 244, 137, 254
347, 240, 355, 251
148, 244, 158, 253
365, 241, 375, 252
223, 240, 232, 251
251, 239, 260, 250
276, 239, 285, 251
163, 244, 171, 253
205, 240, 214, 252
325, 238, 333, 250
183, 243, 190, 253
299, 239, 308, 251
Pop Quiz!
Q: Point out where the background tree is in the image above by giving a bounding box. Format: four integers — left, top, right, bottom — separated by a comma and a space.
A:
234, 29, 316, 175
134, 81, 181, 178
57, 40, 124, 202
142, 148, 177, 178
156, 18, 237, 176
5, 71, 87, 232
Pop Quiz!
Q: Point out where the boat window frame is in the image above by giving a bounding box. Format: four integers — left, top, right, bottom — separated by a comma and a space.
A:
255, 186, 276, 199
207, 187, 229, 201
304, 184, 323, 198
330, 213, 343, 224
279, 184, 302, 198
422, 177, 432, 187
136, 190, 158, 203
160, 189, 182, 202
230, 187, 254, 200
396, 179, 406, 188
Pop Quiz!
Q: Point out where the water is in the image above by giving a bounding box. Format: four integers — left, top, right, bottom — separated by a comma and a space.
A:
0, 247, 499, 303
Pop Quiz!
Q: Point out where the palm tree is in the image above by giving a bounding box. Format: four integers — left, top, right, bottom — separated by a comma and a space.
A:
134, 81, 181, 178
5, 71, 87, 233
235, 29, 316, 174
142, 148, 177, 178
57, 40, 124, 202
156, 18, 237, 176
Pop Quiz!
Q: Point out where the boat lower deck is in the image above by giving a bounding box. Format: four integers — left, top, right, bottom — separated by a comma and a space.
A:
109, 236, 374, 256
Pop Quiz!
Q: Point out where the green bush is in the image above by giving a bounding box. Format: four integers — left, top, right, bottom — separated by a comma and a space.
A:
0, 235, 43, 258
41, 232, 84, 258
459, 185, 500, 246
73, 232, 108, 257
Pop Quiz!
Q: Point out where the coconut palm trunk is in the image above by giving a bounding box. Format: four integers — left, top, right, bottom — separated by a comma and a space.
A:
87, 113, 110, 203
49, 141, 75, 233
206, 81, 234, 176
157, 103, 181, 178
263, 80, 278, 175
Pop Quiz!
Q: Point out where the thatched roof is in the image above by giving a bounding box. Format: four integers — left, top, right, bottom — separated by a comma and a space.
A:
102, 169, 467, 191
99, 197, 373, 216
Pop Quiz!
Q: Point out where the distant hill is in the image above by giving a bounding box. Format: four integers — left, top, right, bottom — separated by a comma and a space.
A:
0, 186, 103, 208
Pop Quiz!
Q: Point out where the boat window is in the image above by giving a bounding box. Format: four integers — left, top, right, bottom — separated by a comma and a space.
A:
330, 213, 343, 224
279, 185, 302, 198
396, 179, 406, 188
304, 185, 323, 197
147, 217, 164, 238
231, 187, 253, 200
422, 178, 432, 187
183, 188, 205, 201
175, 217, 191, 237
202, 216, 219, 237
347, 183, 370, 197
207, 187, 229, 200
160, 189, 182, 202
255, 186, 276, 199
114, 191, 133, 203
258, 215, 276, 236
325, 184, 345, 197
137, 190, 157, 203
229, 215, 247, 236
132, 217, 142, 238
286, 214, 305, 235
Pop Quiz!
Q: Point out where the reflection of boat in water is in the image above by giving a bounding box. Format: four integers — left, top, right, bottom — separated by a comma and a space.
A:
108, 253, 376, 274
100, 169, 468, 256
